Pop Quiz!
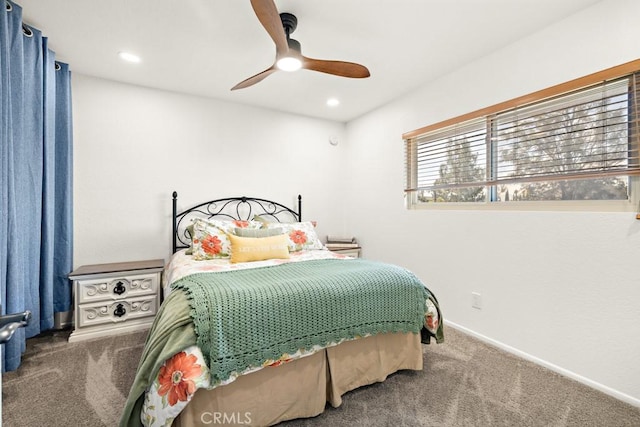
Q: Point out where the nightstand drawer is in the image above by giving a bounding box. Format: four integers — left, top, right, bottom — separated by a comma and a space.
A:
77, 294, 158, 328
76, 273, 159, 304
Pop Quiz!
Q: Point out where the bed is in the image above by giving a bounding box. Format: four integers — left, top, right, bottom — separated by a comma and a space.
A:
120, 192, 444, 427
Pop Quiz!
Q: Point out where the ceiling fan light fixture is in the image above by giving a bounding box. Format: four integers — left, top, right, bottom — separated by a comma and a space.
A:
276, 56, 302, 72
276, 38, 302, 72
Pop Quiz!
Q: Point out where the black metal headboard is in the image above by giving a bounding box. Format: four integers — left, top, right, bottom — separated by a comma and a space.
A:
172, 191, 302, 253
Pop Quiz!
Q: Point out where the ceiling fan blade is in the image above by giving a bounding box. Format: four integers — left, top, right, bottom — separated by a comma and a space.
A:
302, 56, 370, 79
250, 0, 289, 55
231, 65, 278, 90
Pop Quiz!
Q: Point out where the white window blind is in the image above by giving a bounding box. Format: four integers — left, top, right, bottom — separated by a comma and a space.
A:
493, 76, 638, 185
406, 119, 487, 202
405, 70, 640, 204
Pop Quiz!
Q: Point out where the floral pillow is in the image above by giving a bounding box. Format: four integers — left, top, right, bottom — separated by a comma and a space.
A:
191, 218, 262, 260
265, 221, 324, 252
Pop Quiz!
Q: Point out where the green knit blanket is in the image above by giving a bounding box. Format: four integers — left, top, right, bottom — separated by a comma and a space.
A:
171, 258, 431, 383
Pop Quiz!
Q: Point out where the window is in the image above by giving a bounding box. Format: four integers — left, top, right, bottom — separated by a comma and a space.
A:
408, 119, 488, 203
404, 61, 640, 210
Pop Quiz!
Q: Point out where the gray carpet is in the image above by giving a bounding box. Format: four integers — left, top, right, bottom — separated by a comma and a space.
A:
3, 326, 640, 426
2, 329, 146, 427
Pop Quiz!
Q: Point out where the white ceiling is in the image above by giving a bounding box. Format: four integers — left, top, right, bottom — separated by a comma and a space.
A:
17, 0, 601, 122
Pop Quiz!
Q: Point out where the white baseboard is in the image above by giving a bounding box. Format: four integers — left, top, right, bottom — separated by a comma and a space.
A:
445, 320, 640, 408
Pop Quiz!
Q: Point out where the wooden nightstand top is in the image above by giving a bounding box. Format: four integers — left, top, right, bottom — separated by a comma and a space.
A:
69, 259, 164, 278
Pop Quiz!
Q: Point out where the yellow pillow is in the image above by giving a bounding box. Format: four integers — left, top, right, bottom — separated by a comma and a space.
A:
228, 233, 290, 263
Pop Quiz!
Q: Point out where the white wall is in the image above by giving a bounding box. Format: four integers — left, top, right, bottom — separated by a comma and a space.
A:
344, 0, 640, 406
72, 75, 348, 267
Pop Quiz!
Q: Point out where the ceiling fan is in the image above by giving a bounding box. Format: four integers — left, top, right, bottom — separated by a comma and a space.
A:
231, 0, 371, 90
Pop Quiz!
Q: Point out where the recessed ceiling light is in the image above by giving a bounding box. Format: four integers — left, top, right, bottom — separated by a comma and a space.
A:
118, 51, 141, 63
327, 98, 340, 107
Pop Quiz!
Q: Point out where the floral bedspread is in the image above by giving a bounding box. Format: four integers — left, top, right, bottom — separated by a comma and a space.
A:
141, 250, 441, 426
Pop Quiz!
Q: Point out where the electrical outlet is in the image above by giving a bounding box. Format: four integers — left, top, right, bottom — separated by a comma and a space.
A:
472, 292, 482, 310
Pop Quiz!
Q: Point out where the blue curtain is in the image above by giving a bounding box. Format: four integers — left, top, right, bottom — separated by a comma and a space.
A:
1, 0, 73, 371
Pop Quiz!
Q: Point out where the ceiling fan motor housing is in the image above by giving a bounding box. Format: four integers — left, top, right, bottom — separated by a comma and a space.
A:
287, 38, 301, 54
280, 13, 301, 55
280, 13, 298, 35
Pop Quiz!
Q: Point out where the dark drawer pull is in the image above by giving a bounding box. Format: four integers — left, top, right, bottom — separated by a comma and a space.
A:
113, 303, 126, 317
113, 281, 126, 295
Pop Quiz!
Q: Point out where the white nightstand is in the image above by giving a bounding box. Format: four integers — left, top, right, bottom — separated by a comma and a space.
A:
68, 259, 163, 342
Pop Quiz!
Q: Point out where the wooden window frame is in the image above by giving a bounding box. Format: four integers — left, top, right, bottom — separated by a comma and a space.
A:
403, 59, 640, 212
